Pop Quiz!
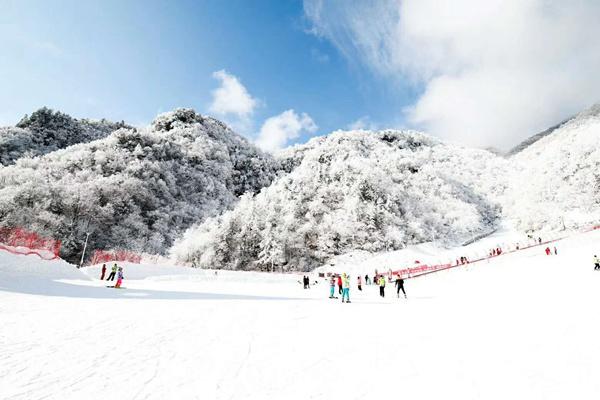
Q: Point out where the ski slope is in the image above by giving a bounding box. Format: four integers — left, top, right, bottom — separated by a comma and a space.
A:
2, 229, 600, 400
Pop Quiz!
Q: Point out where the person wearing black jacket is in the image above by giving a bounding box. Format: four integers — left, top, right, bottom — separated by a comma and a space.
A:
395, 275, 407, 299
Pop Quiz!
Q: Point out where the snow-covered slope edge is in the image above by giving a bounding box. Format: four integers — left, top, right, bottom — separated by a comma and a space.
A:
504, 104, 600, 231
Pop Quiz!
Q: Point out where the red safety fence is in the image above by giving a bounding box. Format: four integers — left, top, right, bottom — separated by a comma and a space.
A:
0, 226, 61, 260
90, 249, 142, 265
390, 227, 595, 279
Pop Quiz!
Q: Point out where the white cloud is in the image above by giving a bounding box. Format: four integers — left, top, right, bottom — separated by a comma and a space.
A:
347, 116, 378, 131
304, 0, 600, 149
208, 70, 259, 133
256, 110, 318, 152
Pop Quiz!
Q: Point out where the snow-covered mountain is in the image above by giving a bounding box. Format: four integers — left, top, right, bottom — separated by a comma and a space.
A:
504, 104, 600, 231
2, 104, 599, 271
0, 109, 279, 263
171, 129, 512, 271
0, 107, 130, 165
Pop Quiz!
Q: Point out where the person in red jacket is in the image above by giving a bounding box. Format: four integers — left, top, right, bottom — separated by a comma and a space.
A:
337, 275, 343, 295
100, 264, 107, 280
545, 247, 551, 255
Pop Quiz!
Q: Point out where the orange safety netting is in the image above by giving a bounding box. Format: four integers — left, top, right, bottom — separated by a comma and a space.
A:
0, 226, 61, 260
90, 249, 142, 265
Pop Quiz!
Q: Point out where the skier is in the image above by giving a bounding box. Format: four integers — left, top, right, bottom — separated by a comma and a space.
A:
545, 247, 551, 256
303, 276, 308, 289
365, 274, 370, 285
100, 264, 107, 280
106, 263, 117, 281
554, 246, 557, 255
337, 274, 343, 295
114, 267, 124, 288
357, 275, 363, 291
594, 255, 600, 271
341, 273, 351, 303
329, 275, 336, 298
378, 275, 386, 298
395, 275, 407, 299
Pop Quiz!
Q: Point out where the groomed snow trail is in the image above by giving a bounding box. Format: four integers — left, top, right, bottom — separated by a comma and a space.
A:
2, 230, 600, 400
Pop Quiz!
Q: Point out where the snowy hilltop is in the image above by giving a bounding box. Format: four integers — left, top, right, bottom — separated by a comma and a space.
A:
0, 107, 130, 166
171, 129, 512, 271
504, 104, 600, 231
0, 109, 279, 263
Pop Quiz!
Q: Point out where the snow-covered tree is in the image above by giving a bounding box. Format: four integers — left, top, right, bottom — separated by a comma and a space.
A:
171, 129, 511, 271
0, 107, 129, 165
0, 109, 279, 263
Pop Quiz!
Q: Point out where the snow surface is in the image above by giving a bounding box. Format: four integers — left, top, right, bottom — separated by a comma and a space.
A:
2, 229, 600, 399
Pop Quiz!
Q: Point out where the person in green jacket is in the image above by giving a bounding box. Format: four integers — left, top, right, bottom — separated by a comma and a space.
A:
378, 275, 386, 297
106, 263, 118, 281
341, 273, 351, 303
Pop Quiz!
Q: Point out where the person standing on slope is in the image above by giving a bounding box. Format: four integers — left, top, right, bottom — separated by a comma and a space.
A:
337, 274, 343, 295
395, 275, 407, 299
114, 267, 124, 288
341, 273, 351, 303
106, 263, 118, 281
357, 275, 363, 291
329, 275, 336, 299
100, 264, 107, 280
378, 275, 386, 298
594, 255, 600, 270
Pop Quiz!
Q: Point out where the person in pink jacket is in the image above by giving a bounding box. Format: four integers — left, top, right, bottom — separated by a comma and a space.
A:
114, 267, 124, 288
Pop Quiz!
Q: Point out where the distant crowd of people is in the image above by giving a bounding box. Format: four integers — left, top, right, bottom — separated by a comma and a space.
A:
323, 271, 407, 303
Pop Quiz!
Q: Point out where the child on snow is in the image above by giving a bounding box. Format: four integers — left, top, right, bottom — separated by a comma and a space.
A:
357, 275, 362, 291
329, 276, 336, 298
114, 267, 124, 288
100, 264, 107, 280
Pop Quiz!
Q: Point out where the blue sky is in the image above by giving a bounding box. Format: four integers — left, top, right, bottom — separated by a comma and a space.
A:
0, 0, 416, 149
2, 0, 599, 150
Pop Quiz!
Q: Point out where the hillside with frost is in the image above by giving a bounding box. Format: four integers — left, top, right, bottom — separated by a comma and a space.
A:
0, 107, 129, 166
505, 104, 600, 231
0, 109, 278, 262
172, 130, 512, 271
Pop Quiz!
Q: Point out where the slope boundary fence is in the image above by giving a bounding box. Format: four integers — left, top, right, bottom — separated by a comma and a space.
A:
393, 224, 600, 280
0, 227, 62, 260
90, 249, 142, 265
